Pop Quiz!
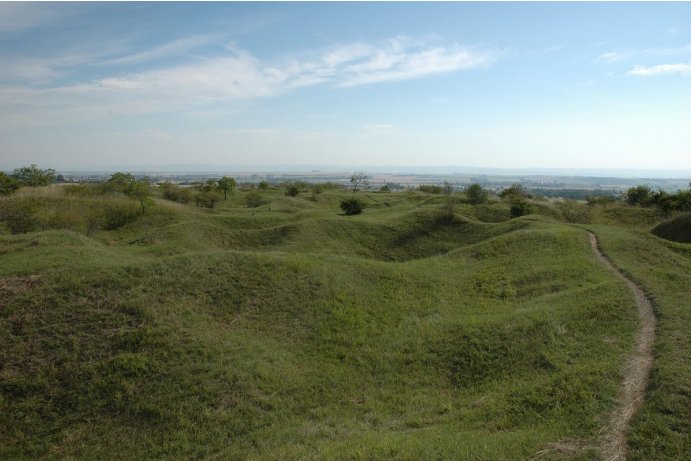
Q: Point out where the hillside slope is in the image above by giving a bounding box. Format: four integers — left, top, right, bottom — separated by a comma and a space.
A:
0, 188, 683, 459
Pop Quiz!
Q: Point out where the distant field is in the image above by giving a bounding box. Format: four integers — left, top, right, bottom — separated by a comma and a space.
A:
0, 185, 688, 460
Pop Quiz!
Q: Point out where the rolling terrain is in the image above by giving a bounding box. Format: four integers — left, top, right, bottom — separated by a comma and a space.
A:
0, 186, 688, 460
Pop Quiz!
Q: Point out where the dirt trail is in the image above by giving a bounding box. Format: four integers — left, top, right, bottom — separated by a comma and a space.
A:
588, 232, 656, 461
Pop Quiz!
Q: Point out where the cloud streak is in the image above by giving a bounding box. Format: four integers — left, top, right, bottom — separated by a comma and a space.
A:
0, 36, 499, 127
628, 62, 691, 76
596, 43, 691, 63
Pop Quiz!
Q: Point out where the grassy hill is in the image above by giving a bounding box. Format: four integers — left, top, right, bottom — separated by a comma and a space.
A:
1, 186, 688, 459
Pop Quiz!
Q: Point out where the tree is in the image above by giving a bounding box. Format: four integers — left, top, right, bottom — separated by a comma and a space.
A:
443, 181, 454, 196
12, 164, 55, 186
217, 176, 237, 199
106, 172, 135, 192
194, 180, 222, 208
624, 185, 653, 207
0, 172, 20, 195
350, 172, 369, 193
499, 184, 531, 200
125, 180, 153, 214
465, 183, 488, 205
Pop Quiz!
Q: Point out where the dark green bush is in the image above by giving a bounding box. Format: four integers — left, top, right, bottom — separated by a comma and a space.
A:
510, 200, 532, 218
285, 184, 300, 197
340, 197, 366, 215
0, 198, 38, 234
419, 184, 443, 194
245, 191, 265, 208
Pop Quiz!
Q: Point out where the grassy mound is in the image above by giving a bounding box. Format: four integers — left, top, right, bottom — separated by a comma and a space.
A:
651, 213, 691, 243
1, 186, 687, 459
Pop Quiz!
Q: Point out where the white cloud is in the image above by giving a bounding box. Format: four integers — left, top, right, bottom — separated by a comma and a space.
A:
101, 35, 217, 66
597, 44, 691, 63
0, 36, 499, 130
628, 62, 691, 76
364, 124, 396, 134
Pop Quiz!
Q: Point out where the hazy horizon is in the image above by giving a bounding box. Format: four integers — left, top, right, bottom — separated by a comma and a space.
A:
2, 3, 691, 171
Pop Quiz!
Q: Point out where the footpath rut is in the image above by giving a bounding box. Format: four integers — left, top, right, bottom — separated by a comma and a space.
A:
588, 232, 656, 461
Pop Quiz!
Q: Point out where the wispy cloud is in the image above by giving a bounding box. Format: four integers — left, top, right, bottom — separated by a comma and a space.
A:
364, 124, 396, 134
0, 36, 499, 127
628, 62, 691, 77
101, 35, 219, 66
0, 3, 67, 33
596, 43, 691, 63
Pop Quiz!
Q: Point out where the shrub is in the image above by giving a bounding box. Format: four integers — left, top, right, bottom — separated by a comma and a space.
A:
0, 172, 20, 196
285, 184, 300, 197
12, 164, 55, 186
500, 184, 531, 200
0, 198, 38, 234
465, 183, 488, 205
340, 197, 366, 215
419, 184, 443, 194
510, 200, 532, 218
194, 190, 222, 209
258, 180, 270, 190
160, 182, 192, 204
557, 200, 591, 223
245, 191, 265, 208
624, 185, 653, 207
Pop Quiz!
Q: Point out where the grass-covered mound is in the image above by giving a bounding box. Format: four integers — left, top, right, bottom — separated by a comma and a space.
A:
650, 213, 691, 243
0, 185, 687, 459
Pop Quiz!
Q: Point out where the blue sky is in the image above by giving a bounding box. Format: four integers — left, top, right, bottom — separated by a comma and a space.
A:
1, 2, 690, 171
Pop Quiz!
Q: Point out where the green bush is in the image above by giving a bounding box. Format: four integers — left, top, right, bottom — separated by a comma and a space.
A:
340, 197, 366, 215
465, 183, 488, 205
0, 198, 38, 234
419, 184, 443, 194
194, 191, 222, 209
510, 200, 532, 218
0, 172, 20, 196
285, 184, 300, 197
245, 191, 266, 208
557, 200, 591, 223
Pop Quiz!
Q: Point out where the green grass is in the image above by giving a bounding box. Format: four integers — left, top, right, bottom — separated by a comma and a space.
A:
0, 187, 687, 459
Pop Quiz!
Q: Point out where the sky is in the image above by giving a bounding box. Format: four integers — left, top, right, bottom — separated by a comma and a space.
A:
1, 2, 691, 172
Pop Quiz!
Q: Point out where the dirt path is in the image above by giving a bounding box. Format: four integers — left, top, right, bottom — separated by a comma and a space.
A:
588, 232, 656, 461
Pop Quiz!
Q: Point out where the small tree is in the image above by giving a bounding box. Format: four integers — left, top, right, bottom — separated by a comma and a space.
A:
217, 176, 237, 199
443, 181, 454, 196
350, 172, 369, 193
194, 179, 222, 208
0, 172, 21, 196
258, 180, 270, 190
105, 172, 135, 192
499, 184, 531, 200
624, 185, 653, 207
125, 180, 153, 214
465, 183, 488, 205
12, 164, 55, 186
